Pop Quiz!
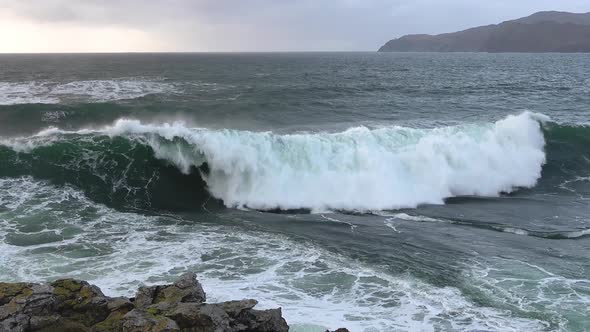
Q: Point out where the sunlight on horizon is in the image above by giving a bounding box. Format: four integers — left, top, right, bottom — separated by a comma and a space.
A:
0, 12, 168, 53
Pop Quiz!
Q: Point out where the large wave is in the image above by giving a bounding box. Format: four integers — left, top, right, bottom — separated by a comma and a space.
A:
0, 112, 558, 212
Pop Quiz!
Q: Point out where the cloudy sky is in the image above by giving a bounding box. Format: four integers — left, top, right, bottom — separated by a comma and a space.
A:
1, 0, 589, 52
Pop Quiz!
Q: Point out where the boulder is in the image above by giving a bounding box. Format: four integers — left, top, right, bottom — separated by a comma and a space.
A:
237, 307, 288, 332
51, 279, 111, 326
165, 303, 230, 331
134, 272, 206, 308
0, 282, 57, 332
121, 309, 179, 332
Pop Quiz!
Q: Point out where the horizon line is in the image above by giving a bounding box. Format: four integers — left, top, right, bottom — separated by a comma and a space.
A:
0, 51, 380, 55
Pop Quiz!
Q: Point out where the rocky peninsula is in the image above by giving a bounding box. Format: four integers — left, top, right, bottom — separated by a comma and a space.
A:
0, 272, 348, 332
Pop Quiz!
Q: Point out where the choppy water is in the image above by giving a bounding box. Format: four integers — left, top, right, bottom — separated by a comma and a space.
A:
0, 53, 589, 331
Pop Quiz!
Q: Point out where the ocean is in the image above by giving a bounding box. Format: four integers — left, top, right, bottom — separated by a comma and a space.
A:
0, 52, 589, 331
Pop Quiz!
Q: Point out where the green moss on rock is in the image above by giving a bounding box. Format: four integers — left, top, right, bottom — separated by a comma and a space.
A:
91, 310, 127, 332
0, 282, 33, 305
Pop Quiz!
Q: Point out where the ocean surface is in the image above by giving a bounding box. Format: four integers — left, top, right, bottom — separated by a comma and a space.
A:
0, 53, 589, 332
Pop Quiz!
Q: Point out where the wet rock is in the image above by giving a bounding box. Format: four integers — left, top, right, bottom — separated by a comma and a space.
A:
0, 283, 34, 305
91, 297, 134, 332
237, 307, 288, 332
166, 303, 230, 331
0, 272, 292, 332
121, 309, 180, 332
135, 272, 206, 308
133, 286, 157, 309
51, 279, 111, 326
327, 329, 350, 332
163, 300, 288, 332
219, 299, 258, 316
0, 282, 57, 332
28, 315, 60, 330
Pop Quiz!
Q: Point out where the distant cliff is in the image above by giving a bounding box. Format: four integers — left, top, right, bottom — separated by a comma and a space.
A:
378, 11, 590, 52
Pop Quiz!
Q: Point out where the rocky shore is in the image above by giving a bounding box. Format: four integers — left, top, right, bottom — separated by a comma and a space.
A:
0, 272, 349, 332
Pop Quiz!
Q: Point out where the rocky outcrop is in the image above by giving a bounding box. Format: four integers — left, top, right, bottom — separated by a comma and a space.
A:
0, 272, 289, 332
133, 272, 206, 309
378, 11, 590, 52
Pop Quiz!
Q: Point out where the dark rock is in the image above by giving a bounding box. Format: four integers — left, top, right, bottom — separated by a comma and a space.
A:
134, 286, 157, 309
219, 299, 258, 317
135, 272, 206, 308
121, 309, 179, 331
327, 329, 350, 332
0, 283, 34, 305
163, 300, 288, 332
237, 307, 288, 332
106, 297, 134, 312
0, 273, 293, 332
0, 282, 58, 332
166, 303, 229, 331
28, 315, 60, 330
91, 297, 134, 332
51, 279, 111, 326
1, 314, 27, 332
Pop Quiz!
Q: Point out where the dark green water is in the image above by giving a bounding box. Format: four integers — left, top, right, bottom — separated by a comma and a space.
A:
0, 53, 589, 331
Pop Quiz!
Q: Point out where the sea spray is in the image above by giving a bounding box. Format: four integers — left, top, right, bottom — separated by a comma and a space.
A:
1, 112, 548, 211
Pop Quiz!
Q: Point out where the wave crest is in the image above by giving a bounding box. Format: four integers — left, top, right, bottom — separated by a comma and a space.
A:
141, 112, 547, 211
1, 112, 548, 211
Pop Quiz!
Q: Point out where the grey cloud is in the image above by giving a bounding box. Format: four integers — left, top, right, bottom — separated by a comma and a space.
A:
2, 0, 590, 51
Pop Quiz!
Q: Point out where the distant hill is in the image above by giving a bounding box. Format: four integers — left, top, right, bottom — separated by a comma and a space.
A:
378, 11, 590, 52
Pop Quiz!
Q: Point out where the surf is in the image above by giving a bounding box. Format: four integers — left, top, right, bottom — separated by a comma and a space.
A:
0, 112, 558, 212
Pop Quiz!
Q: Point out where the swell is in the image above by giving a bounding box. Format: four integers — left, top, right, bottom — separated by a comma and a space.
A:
0, 112, 586, 212
540, 122, 590, 177
0, 135, 220, 212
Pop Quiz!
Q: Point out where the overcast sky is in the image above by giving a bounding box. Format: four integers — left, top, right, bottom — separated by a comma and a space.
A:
1, 0, 589, 52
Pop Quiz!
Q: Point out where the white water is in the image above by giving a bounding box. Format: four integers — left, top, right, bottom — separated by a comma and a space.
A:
0, 79, 175, 105
0, 177, 549, 332
467, 257, 590, 330
5, 112, 549, 211
0, 82, 59, 105
112, 112, 549, 211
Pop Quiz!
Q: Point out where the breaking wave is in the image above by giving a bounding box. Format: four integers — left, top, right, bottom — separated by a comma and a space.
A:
0, 112, 560, 212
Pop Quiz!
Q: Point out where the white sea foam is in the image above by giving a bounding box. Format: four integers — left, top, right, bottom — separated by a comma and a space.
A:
559, 176, 590, 199
0, 79, 176, 105
384, 219, 402, 233
500, 227, 530, 236
562, 228, 590, 239
51, 79, 176, 101
0, 177, 550, 331
467, 257, 590, 330
381, 212, 445, 223
0, 82, 58, 105
109, 111, 548, 211
2, 112, 548, 212
321, 214, 357, 230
